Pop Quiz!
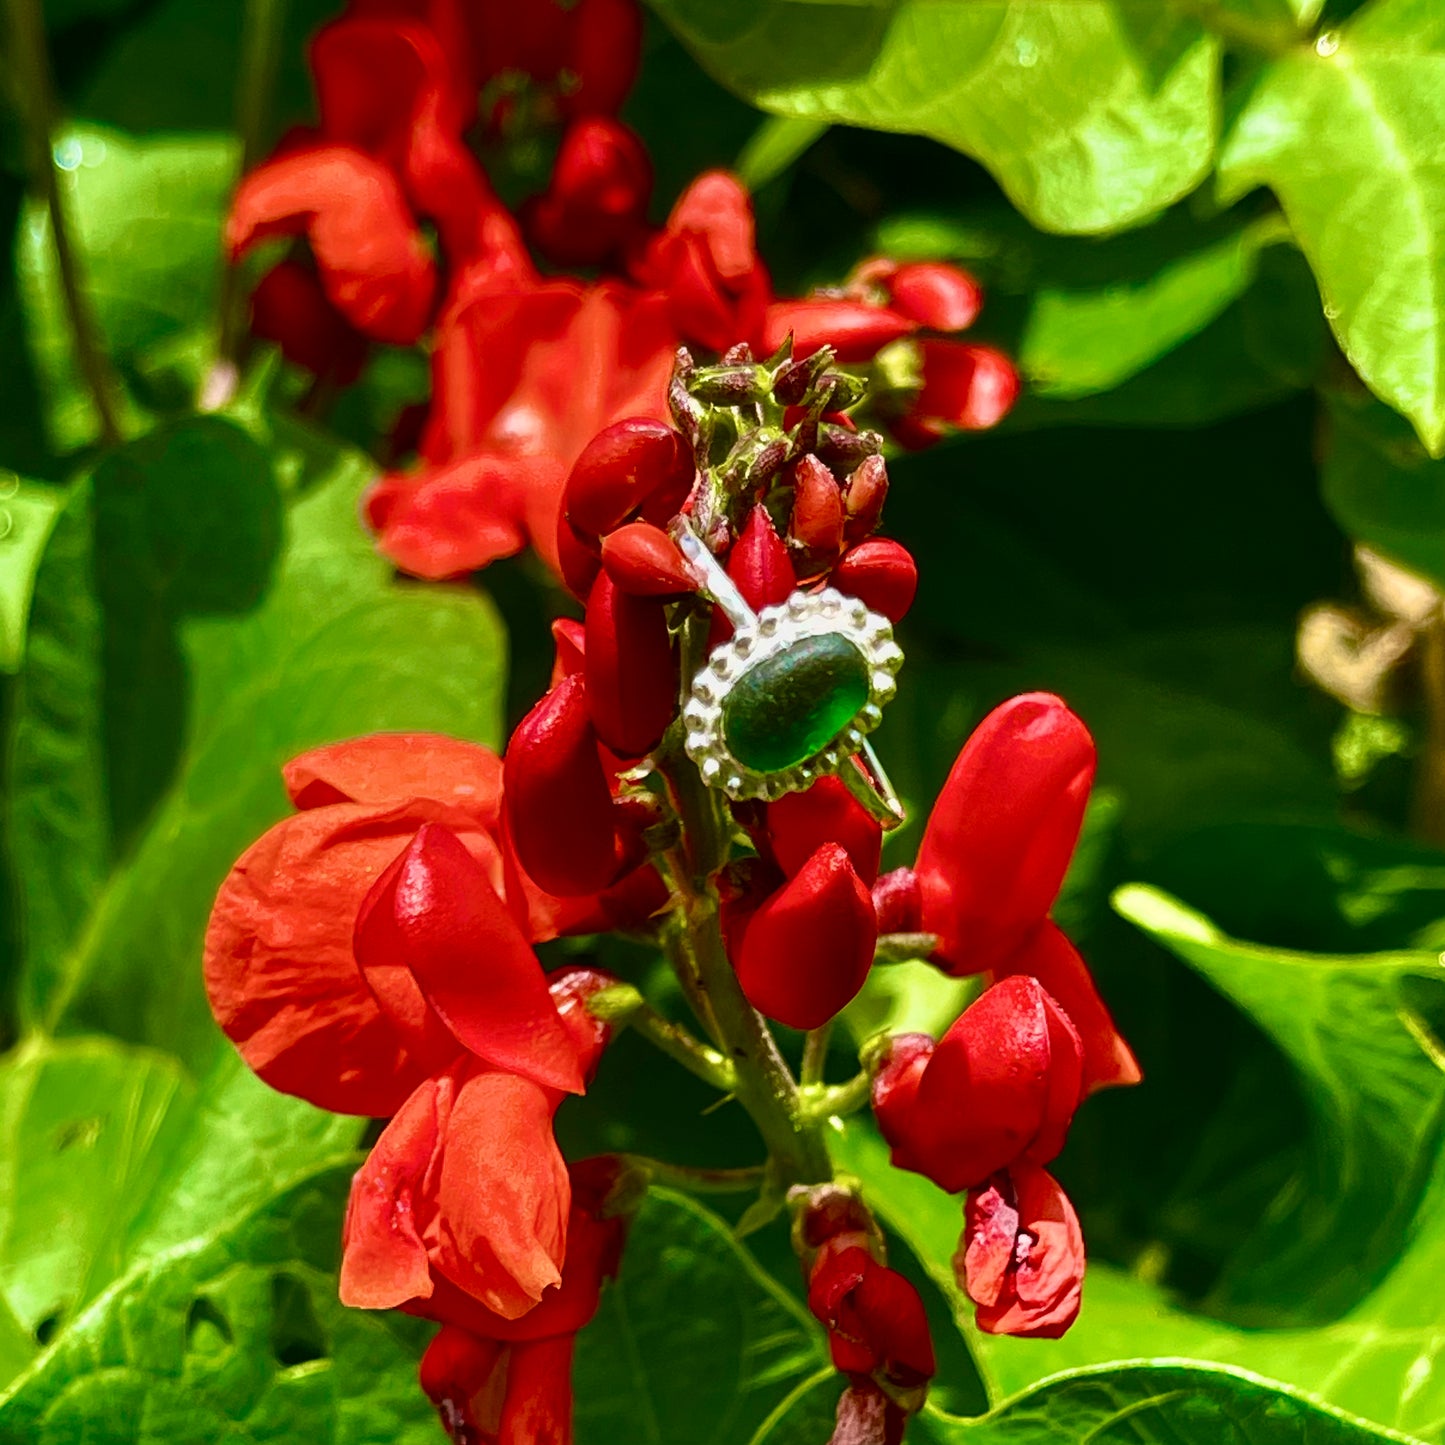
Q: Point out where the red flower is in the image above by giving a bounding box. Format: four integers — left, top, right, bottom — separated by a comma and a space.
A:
227, 144, 438, 344
248, 258, 368, 385
913, 693, 1139, 1094
525, 116, 653, 269
807, 1235, 936, 1388
629, 171, 771, 354
368, 277, 677, 580
416, 1158, 630, 1445
957, 1165, 1084, 1339
204, 734, 511, 1116
339, 965, 612, 1322
870, 976, 1083, 1195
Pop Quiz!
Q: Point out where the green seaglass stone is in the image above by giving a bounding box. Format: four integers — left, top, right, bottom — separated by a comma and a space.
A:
721, 631, 870, 773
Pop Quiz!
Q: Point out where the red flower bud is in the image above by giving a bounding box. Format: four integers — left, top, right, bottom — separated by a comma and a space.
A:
914, 341, 1019, 432
872, 868, 922, 936
831, 539, 918, 624
728, 504, 795, 614
843, 454, 888, 541
525, 116, 653, 268
959, 1165, 1083, 1339
917, 693, 1095, 975
807, 1237, 936, 1386
734, 843, 876, 1030
562, 418, 694, 541
870, 976, 1083, 1194
557, 519, 602, 599
886, 262, 982, 333
583, 571, 677, 756
354, 824, 586, 1093
765, 776, 882, 887
997, 921, 1141, 1096
789, 454, 845, 558
761, 299, 917, 363
600, 520, 696, 596
504, 675, 622, 897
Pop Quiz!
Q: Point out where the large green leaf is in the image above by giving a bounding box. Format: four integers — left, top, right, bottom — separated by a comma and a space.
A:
1116, 884, 1445, 1323
0, 478, 61, 674
1218, 0, 1445, 454
646, 0, 1219, 235
758, 1365, 1423, 1445
5, 412, 506, 1069
0, 1035, 360, 1396
16, 126, 236, 452
573, 1191, 825, 1444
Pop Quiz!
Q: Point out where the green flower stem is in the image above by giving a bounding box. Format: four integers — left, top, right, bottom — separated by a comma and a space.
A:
800, 1023, 832, 1087
587, 983, 737, 1093
801, 1068, 874, 1125
5, 0, 122, 445
622, 1156, 767, 1194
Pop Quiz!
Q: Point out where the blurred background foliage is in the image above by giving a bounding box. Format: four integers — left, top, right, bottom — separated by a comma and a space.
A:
5, 1, 1445, 1442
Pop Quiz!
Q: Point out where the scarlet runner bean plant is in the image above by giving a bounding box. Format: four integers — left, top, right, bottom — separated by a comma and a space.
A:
203, 326, 1137, 1441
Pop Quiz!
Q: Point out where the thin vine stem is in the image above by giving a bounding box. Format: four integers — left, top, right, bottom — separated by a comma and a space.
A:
800, 1024, 832, 1087
621, 1156, 767, 1194
6, 0, 122, 445
588, 983, 737, 1092
211, 0, 289, 402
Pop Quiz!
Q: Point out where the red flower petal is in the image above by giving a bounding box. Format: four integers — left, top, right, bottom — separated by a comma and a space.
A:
203, 800, 485, 1116
886, 262, 982, 333
355, 824, 585, 1093
227, 144, 437, 344
562, 417, 694, 542
341, 1076, 441, 1309
735, 843, 876, 1030
433, 1068, 571, 1318
760, 299, 916, 363
998, 921, 1142, 1095
504, 675, 622, 897
282, 732, 504, 819
765, 776, 882, 887
915, 341, 1020, 431
583, 571, 676, 756
917, 692, 1095, 975
600, 520, 696, 596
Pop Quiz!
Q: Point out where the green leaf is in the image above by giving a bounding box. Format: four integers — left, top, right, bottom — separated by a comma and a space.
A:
761, 1365, 1421, 1445
573, 1190, 825, 1444
6, 413, 506, 1068
1321, 388, 1445, 589
877, 202, 1324, 423
1114, 886, 1445, 1322
735, 115, 829, 191
16, 126, 236, 452
0, 1153, 436, 1444
0, 478, 62, 674
646, 1, 1219, 235
0, 1035, 359, 1395
1218, 3, 1445, 453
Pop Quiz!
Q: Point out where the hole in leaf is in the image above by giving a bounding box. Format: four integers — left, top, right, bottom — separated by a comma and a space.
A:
185, 1296, 233, 1353
53, 1115, 103, 1152
269, 1272, 327, 1367
34, 1313, 60, 1346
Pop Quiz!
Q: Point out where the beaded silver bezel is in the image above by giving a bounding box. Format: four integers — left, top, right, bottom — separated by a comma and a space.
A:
682, 587, 903, 801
